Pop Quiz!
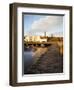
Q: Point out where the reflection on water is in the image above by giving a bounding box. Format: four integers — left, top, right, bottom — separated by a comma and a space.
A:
24, 51, 34, 61
24, 50, 34, 73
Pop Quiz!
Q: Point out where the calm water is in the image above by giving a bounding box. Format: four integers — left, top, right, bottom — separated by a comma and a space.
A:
24, 51, 34, 73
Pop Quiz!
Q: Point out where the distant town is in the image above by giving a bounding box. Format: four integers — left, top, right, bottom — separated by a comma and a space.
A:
24, 32, 63, 43
24, 32, 63, 54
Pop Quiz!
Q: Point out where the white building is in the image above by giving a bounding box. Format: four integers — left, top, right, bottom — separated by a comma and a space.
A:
24, 36, 47, 42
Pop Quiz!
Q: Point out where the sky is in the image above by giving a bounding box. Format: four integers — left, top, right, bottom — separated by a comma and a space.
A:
24, 14, 63, 37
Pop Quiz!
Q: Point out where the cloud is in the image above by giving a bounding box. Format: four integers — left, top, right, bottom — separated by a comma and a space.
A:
30, 16, 63, 33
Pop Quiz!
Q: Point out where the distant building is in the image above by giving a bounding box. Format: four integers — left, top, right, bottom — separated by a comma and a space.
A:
24, 36, 47, 42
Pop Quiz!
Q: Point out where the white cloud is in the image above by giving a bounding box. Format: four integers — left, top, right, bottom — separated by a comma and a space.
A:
30, 16, 63, 36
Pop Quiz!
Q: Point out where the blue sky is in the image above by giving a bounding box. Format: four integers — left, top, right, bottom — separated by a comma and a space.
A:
24, 14, 63, 37
24, 15, 45, 35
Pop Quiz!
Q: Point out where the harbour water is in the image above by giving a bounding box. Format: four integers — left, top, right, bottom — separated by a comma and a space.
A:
24, 50, 34, 73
